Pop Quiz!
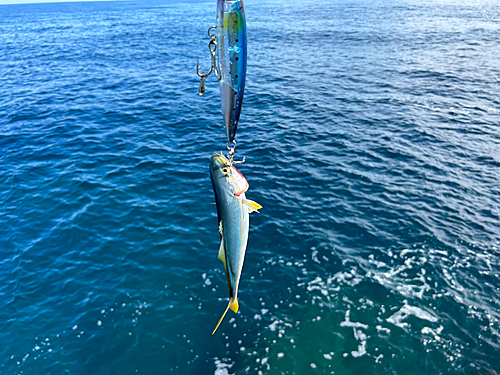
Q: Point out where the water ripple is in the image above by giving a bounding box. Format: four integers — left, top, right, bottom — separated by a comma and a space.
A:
1, 0, 500, 374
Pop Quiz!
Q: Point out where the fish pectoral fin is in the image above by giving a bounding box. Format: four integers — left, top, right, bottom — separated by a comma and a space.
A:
212, 297, 238, 335
243, 199, 262, 213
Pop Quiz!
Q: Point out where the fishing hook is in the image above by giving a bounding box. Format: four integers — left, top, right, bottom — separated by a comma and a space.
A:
208, 26, 220, 81
196, 26, 219, 95
226, 141, 245, 166
196, 60, 212, 96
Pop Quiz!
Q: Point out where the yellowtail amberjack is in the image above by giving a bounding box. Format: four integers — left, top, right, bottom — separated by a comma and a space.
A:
210, 152, 261, 334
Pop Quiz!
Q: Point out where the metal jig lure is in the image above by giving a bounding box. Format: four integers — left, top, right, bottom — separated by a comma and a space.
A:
197, 0, 247, 164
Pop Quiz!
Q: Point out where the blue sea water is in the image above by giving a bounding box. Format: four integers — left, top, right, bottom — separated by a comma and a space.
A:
1, 0, 500, 373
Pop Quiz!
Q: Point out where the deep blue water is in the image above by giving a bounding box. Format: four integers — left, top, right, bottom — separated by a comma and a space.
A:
1, 0, 500, 374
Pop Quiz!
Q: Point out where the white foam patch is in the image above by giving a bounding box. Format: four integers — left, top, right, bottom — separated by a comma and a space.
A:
333, 269, 362, 286
260, 357, 271, 370
387, 304, 438, 329
214, 358, 233, 375
347, 327, 368, 358
269, 321, 279, 332
340, 310, 369, 329
367, 249, 434, 300
339, 310, 369, 358
312, 249, 321, 264
303, 267, 369, 307
268, 318, 292, 340
306, 276, 334, 299
376, 325, 390, 335
421, 325, 443, 340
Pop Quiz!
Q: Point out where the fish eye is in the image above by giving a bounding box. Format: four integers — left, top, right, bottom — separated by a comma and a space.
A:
222, 167, 230, 174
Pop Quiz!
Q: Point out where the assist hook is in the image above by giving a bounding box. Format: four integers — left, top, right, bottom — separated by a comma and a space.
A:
226, 141, 245, 166
196, 26, 219, 96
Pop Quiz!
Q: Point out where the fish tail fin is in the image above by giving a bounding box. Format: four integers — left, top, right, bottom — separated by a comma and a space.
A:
230, 298, 239, 313
212, 297, 239, 335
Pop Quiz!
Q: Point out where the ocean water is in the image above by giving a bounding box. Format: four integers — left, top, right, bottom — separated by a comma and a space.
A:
1, 0, 499, 374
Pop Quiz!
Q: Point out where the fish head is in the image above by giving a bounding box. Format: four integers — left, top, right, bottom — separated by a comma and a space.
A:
210, 152, 249, 196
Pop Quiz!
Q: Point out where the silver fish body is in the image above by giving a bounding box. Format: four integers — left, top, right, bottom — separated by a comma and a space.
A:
210, 152, 261, 334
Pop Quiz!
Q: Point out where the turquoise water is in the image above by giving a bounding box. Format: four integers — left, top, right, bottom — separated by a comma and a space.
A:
1, 0, 499, 374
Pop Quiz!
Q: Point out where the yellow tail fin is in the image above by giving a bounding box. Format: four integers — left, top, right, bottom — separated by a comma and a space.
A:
230, 298, 239, 313
212, 298, 239, 335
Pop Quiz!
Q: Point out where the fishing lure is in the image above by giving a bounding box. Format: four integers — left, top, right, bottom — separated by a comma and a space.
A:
197, 0, 247, 146
210, 152, 261, 334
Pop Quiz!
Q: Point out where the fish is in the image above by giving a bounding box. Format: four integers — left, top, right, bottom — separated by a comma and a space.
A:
216, 0, 247, 143
210, 152, 261, 334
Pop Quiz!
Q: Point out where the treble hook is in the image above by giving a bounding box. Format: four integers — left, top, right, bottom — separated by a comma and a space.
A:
196, 26, 219, 96
196, 60, 212, 96
226, 141, 246, 166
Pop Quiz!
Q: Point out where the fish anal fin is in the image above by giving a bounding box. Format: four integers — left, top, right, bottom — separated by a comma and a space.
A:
242, 199, 262, 213
218, 223, 227, 265
218, 237, 225, 263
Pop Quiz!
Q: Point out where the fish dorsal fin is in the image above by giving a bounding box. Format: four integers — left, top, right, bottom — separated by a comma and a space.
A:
242, 199, 262, 213
218, 220, 223, 235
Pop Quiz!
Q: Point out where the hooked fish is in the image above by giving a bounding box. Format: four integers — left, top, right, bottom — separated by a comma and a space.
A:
210, 152, 261, 334
216, 0, 247, 143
